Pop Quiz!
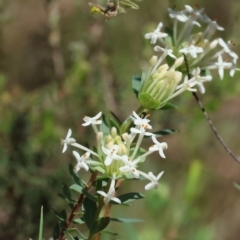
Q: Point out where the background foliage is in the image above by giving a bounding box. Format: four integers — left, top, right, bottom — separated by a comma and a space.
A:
1, 0, 240, 239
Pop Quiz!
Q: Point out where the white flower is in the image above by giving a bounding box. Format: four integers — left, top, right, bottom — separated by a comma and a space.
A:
97, 187, 121, 205
130, 111, 152, 129
119, 155, 140, 178
149, 135, 168, 158
215, 54, 232, 80
144, 171, 164, 190
190, 67, 212, 94
167, 8, 188, 22
97, 176, 121, 205
102, 145, 121, 166
179, 44, 203, 58
82, 112, 102, 126
145, 22, 168, 44
154, 46, 177, 59
61, 129, 76, 153
130, 127, 153, 136
72, 151, 90, 172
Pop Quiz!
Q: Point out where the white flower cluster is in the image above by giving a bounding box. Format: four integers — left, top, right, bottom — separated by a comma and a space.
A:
145, 5, 239, 83
61, 112, 167, 204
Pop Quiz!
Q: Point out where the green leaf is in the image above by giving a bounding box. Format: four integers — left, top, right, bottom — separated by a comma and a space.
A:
74, 228, 87, 239
159, 102, 178, 110
110, 111, 122, 125
57, 193, 76, 209
83, 197, 97, 229
70, 184, 83, 194
120, 0, 139, 9
139, 93, 160, 110
82, 189, 97, 202
112, 192, 144, 204
65, 230, 76, 240
53, 223, 60, 240
234, 182, 240, 191
101, 230, 118, 236
90, 217, 110, 235
109, 118, 120, 133
100, 113, 110, 134
62, 182, 71, 199
149, 129, 178, 138
69, 164, 86, 187
91, 165, 106, 174
73, 218, 85, 224
51, 209, 67, 223
38, 206, 43, 240
111, 217, 144, 223
132, 75, 142, 97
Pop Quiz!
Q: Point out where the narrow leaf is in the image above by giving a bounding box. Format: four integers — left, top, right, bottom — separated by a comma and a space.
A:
83, 197, 97, 229
69, 164, 86, 187
90, 217, 110, 235
62, 182, 71, 199
82, 189, 97, 202
111, 217, 143, 223
234, 182, 240, 191
53, 223, 60, 240
38, 206, 43, 240
149, 129, 178, 138
73, 218, 85, 224
115, 192, 144, 204
65, 230, 75, 240
102, 230, 118, 236
70, 184, 83, 194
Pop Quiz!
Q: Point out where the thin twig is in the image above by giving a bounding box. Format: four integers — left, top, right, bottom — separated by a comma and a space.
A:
183, 54, 240, 164
57, 171, 98, 240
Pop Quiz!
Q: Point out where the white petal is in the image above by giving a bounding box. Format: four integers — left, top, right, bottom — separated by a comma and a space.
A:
111, 197, 121, 204
62, 143, 67, 153
97, 190, 107, 198
104, 156, 113, 166
66, 129, 72, 139
73, 151, 81, 161
145, 182, 155, 190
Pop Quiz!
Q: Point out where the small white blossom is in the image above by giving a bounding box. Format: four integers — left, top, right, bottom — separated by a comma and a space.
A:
102, 145, 121, 166
130, 111, 152, 129
167, 8, 188, 22
82, 112, 102, 126
97, 175, 121, 205
149, 135, 168, 158
144, 171, 164, 190
179, 44, 203, 58
215, 54, 232, 80
130, 126, 153, 136
190, 67, 212, 94
73, 151, 90, 172
119, 155, 140, 178
61, 129, 76, 153
145, 22, 168, 44
154, 46, 177, 59
97, 187, 121, 205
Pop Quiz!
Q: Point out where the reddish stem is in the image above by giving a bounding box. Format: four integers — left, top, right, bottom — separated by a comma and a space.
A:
57, 171, 98, 240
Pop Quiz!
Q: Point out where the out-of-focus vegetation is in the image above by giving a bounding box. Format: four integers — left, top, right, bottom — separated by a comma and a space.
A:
1, 0, 240, 239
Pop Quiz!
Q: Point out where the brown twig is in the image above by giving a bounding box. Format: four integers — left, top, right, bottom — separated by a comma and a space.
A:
183, 54, 240, 164
57, 171, 98, 240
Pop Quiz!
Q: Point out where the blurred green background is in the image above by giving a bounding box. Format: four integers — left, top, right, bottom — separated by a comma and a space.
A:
1, 0, 240, 239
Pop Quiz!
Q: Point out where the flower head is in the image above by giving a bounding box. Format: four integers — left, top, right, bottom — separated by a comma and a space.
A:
145, 22, 168, 44
61, 129, 76, 153
144, 171, 164, 190
73, 151, 90, 172
82, 112, 102, 126
149, 135, 168, 158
